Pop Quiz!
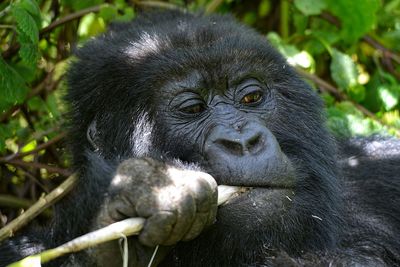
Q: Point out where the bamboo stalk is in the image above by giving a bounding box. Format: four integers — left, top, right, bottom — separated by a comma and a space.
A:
8, 185, 245, 267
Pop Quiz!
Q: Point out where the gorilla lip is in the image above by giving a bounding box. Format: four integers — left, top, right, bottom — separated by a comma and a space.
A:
218, 185, 252, 206
218, 184, 294, 206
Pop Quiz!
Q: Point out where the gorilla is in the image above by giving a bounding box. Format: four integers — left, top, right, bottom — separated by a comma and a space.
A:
1, 11, 400, 267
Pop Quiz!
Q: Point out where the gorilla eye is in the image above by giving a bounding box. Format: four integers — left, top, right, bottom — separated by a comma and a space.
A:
180, 104, 206, 114
241, 92, 263, 104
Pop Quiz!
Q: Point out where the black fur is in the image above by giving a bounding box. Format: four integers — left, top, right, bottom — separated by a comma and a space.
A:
1, 11, 399, 267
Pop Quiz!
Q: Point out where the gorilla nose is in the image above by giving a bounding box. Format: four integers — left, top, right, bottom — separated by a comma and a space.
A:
214, 132, 263, 156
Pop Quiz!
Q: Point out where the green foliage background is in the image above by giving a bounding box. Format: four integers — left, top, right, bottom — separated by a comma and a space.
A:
0, 0, 399, 224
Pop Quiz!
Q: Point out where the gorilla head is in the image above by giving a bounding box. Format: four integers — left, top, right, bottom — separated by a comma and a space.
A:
65, 11, 342, 266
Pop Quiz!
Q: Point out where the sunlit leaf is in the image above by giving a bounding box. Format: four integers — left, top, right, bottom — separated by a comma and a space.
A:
294, 0, 326, 15
378, 85, 400, 111
78, 13, 106, 38
325, 0, 380, 42
330, 49, 358, 91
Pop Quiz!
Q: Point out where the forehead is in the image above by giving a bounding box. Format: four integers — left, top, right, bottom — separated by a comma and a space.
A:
124, 33, 277, 86
114, 14, 288, 102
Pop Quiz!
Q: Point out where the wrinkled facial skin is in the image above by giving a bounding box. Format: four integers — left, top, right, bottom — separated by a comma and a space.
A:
150, 64, 326, 248
160, 74, 295, 185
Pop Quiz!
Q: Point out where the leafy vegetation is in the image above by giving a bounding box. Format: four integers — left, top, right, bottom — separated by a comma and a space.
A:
0, 0, 399, 226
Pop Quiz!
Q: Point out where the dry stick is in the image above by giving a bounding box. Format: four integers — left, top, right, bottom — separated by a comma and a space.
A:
7, 185, 245, 267
2, 159, 71, 177
0, 174, 78, 241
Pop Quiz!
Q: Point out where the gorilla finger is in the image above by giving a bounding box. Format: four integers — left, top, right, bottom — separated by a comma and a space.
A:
135, 196, 160, 218
185, 176, 216, 212
107, 196, 136, 221
162, 193, 196, 245
182, 212, 209, 241
139, 211, 176, 247
206, 200, 218, 226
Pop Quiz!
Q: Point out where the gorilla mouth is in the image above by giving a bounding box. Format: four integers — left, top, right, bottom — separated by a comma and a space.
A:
218, 185, 252, 206
218, 185, 293, 206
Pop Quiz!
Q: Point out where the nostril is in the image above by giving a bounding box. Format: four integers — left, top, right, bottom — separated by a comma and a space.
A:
246, 133, 262, 153
217, 139, 243, 156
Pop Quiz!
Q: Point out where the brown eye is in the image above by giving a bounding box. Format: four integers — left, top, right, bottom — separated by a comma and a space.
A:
180, 104, 205, 114
241, 92, 262, 104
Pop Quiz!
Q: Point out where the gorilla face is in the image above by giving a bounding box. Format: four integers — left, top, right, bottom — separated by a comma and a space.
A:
156, 72, 297, 231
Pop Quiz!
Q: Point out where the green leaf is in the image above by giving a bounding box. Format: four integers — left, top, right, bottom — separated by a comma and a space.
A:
46, 94, 61, 118
0, 57, 28, 105
294, 0, 326, 15
19, 0, 42, 28
11, 62, 37, 83
348, 85, 366, 103
99, 5, 118, 21
77, 13, 106, 38
330, 49, 358, 91
115, 7, 135, 22
377, 85, 400, 111
28, 96, 46, 111
242, 12, 257, 26
17, 30, 40, 65
258, 0, 271, 17
325, 0, 380, 42
61, 0, 103, 11
0, 124, 12, 153
12, 5, 39, 44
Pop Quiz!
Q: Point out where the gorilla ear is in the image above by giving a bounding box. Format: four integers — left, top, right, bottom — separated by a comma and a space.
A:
87, 120, 100, 151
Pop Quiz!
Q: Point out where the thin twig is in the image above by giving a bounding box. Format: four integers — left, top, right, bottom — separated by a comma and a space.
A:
2, 5, 103, 59
297, 68, 400, 136
0, 174, 78, 241
0, 133, 66, 162
40, 5, 103, 36
1, 159, 71, 177
296, 68, 378, 118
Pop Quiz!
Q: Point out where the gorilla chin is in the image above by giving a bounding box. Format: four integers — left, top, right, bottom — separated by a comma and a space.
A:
217, 187, 295, 230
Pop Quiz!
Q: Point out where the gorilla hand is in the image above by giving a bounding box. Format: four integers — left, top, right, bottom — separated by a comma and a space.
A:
90, 158, 218, 266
